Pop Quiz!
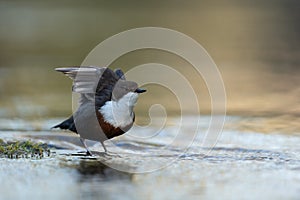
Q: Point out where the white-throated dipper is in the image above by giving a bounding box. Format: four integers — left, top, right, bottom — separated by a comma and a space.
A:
52, 66, 146, 155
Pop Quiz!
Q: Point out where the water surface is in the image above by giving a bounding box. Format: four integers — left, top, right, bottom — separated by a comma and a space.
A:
0, 116, 299, 199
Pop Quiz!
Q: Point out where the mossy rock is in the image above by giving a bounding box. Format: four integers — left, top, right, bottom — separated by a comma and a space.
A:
0, 140, 50, 159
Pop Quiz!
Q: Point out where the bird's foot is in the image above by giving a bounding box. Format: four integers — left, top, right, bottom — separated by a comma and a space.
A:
86, 150, 93, 156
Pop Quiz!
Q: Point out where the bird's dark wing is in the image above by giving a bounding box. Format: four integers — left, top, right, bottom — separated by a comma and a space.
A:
55, 66, 121, 108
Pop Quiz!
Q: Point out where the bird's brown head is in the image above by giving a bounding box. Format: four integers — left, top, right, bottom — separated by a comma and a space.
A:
112, 80, 146, 101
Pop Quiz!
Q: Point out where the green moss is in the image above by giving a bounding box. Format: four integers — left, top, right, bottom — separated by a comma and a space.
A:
0, 140, 50, 159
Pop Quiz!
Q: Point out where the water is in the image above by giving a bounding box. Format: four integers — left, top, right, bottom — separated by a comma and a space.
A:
0, 116, 299, 200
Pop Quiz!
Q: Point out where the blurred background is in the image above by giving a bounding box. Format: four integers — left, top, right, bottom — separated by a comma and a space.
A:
0, 0, 299, 121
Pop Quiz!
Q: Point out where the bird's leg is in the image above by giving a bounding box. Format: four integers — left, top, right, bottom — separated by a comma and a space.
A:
100, 141, 107, 153
80, 137, 93, 156
100, 142, 122, 158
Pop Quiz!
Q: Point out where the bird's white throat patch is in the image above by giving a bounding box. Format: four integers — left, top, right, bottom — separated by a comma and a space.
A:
99, 92, 138, 128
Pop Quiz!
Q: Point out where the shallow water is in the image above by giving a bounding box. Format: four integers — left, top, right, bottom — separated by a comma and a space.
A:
0, 116, 299, 200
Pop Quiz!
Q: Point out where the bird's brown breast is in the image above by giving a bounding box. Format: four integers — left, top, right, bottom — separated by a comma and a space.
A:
96, 110, 134, 140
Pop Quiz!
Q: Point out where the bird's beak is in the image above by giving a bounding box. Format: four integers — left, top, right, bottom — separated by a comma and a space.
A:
135, 88, 147, 93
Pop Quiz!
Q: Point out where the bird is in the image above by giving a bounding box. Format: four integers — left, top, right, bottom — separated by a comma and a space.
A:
52, 66, 146, 155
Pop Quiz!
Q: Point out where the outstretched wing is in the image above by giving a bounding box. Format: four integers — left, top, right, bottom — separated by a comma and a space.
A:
55, 66, 121, 108
55, 66, 105, 93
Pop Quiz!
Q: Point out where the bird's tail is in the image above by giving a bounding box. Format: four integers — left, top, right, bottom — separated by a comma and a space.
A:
52, 116, 77, 132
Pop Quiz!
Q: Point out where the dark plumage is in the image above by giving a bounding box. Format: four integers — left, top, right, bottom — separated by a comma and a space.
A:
52, 66, 146, 155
